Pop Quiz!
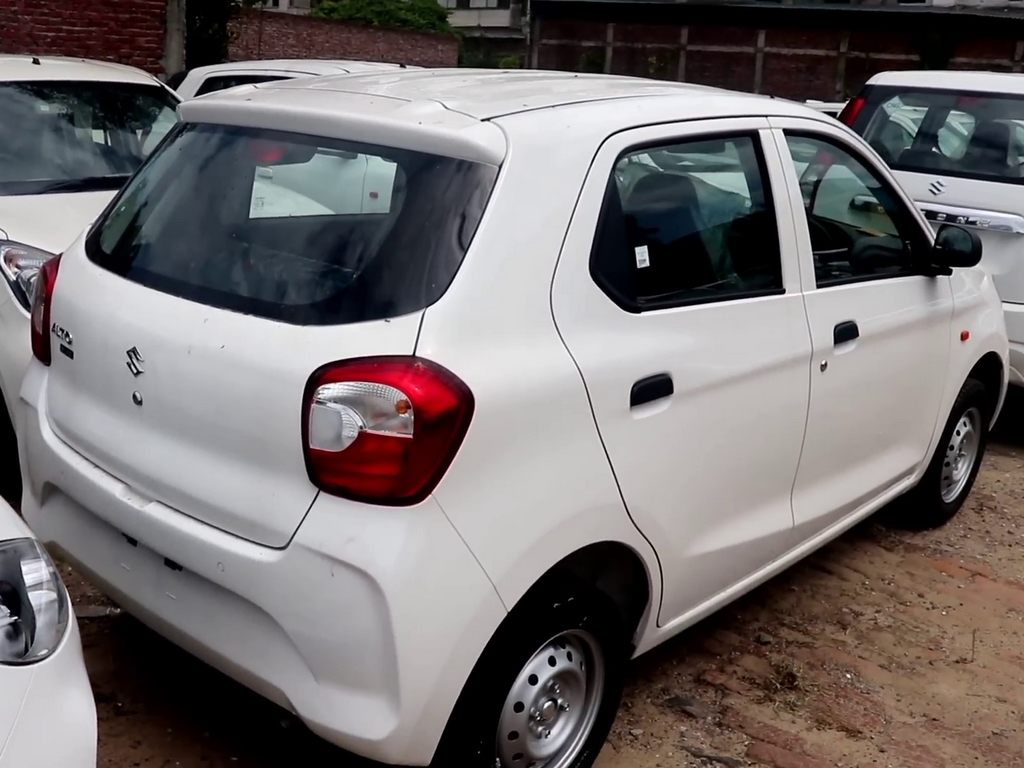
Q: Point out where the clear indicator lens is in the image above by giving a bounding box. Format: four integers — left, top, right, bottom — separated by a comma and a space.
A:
309, 381, 414, 453
0, 241, 55, 311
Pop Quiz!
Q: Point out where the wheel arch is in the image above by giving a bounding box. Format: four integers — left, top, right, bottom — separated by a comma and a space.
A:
430, 539, 650, 766
516, 540, 654, 647
966, 350, 1005, 426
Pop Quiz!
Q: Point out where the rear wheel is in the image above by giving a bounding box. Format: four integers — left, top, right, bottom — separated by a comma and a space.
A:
433, 579, 629, 768
890, 378, 989, 530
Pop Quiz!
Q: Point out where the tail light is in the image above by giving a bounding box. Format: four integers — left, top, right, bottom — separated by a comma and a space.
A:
29, 255, 61, 366
303, 357, 474, 505
839, 95, 866, 127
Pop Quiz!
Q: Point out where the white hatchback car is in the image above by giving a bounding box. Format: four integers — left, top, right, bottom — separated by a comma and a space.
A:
0, 498, 95, 768
843, 70, 1024, 388
19, 71, 1007, 768
170, 58, 411, 100
0, 55, 179, 505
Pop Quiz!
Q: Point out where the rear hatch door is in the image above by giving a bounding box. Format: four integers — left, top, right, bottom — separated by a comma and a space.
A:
42, 121, 496, 547
47, 256, 420, 547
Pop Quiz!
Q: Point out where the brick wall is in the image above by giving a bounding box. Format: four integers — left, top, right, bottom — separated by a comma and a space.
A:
0, 0, 167, 74
229, 9, 458, 68
534, 7, 1024, 101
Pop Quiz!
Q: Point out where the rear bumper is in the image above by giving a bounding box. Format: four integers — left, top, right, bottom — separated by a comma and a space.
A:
19, 364, 506, 766
0, 620, 97, 768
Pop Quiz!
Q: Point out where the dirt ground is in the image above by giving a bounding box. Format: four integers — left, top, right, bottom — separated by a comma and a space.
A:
68, 411, 1024, 768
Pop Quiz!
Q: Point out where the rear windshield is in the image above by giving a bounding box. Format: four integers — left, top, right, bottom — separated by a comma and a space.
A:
0, 81, 178, 196
85, 124, 497, 325
193, 74, 292, 97
854, 86, 1024, 184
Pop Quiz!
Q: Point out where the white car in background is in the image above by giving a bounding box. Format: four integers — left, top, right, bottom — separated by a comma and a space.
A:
805, 99, 847, 119
20, 71, 1006, 768
0, 55, 179, 505
844, 70, 1024, 388
170, 58, 411, 100
0, 497, 95, 768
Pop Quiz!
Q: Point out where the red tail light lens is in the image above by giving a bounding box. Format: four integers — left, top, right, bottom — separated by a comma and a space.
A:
302, 357, 474, 505
838, 95, 866, 127
29, 255, 61, 366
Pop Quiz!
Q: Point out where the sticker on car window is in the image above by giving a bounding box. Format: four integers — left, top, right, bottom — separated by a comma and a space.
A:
635, 244, 650, 269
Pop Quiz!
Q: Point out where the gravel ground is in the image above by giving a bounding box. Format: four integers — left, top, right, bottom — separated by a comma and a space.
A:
68, 404, 1024, 768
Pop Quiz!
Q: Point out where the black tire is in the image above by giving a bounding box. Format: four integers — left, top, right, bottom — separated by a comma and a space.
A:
432, 577, 630, 768
889, 378, 990, 530
0, 400, 20, 510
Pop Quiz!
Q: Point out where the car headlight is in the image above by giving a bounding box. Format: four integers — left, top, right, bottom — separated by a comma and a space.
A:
0, 241, 57, 311
0, 539, 69, 665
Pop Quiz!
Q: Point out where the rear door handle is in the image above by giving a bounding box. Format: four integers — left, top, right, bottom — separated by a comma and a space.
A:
833, 320, 859, 346
631, 373, 673, 408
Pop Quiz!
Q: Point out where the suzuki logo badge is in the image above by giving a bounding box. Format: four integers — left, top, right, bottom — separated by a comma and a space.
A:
929, 179, 947, 196
126, 347, 145, 377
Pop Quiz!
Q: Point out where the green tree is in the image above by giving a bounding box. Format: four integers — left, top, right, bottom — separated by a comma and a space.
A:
313, 0, 452, 34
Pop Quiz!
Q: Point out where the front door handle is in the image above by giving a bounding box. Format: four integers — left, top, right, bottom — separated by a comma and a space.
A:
631, 373, 673, 408
833, 320, 859, 346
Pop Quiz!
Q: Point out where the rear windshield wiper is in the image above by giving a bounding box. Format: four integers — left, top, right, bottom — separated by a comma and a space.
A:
0, 175, 131, 196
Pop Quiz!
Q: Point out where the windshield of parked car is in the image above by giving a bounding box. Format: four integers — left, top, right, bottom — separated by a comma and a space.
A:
856, 87, 1024, 183
86, 123, 498, 325
193, 73, 293, 96
0, 80, 178, 196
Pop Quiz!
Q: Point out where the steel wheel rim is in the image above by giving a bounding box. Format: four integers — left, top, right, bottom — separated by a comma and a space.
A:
941, 406, 982, 504
495, 629, 605, 768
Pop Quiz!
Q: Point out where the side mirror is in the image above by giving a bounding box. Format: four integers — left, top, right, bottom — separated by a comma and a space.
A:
932, 224, 982, 269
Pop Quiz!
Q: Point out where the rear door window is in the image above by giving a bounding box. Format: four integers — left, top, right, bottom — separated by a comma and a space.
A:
87, 124, 497, 325
592, 133, 783, 311
856, 88, 1024, 183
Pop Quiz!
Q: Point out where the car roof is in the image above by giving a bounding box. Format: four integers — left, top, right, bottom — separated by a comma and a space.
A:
0, 54, 161, 85
187, 59, 408, 78
180, 69, 837, 165
868, 70, 1024, 95
185, 68, 816, 120
274, 68, 715, 119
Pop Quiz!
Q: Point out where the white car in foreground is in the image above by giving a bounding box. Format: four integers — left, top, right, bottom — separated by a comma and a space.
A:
170, 58, 411, 100
0, 498, 95, 767
843, 70, 1024, 388
19, 70, 1007, 768
0, 55, 179, 505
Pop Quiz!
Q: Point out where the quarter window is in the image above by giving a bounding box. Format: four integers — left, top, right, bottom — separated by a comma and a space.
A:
785, 134, 923, 287
591, 134, 783, 311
